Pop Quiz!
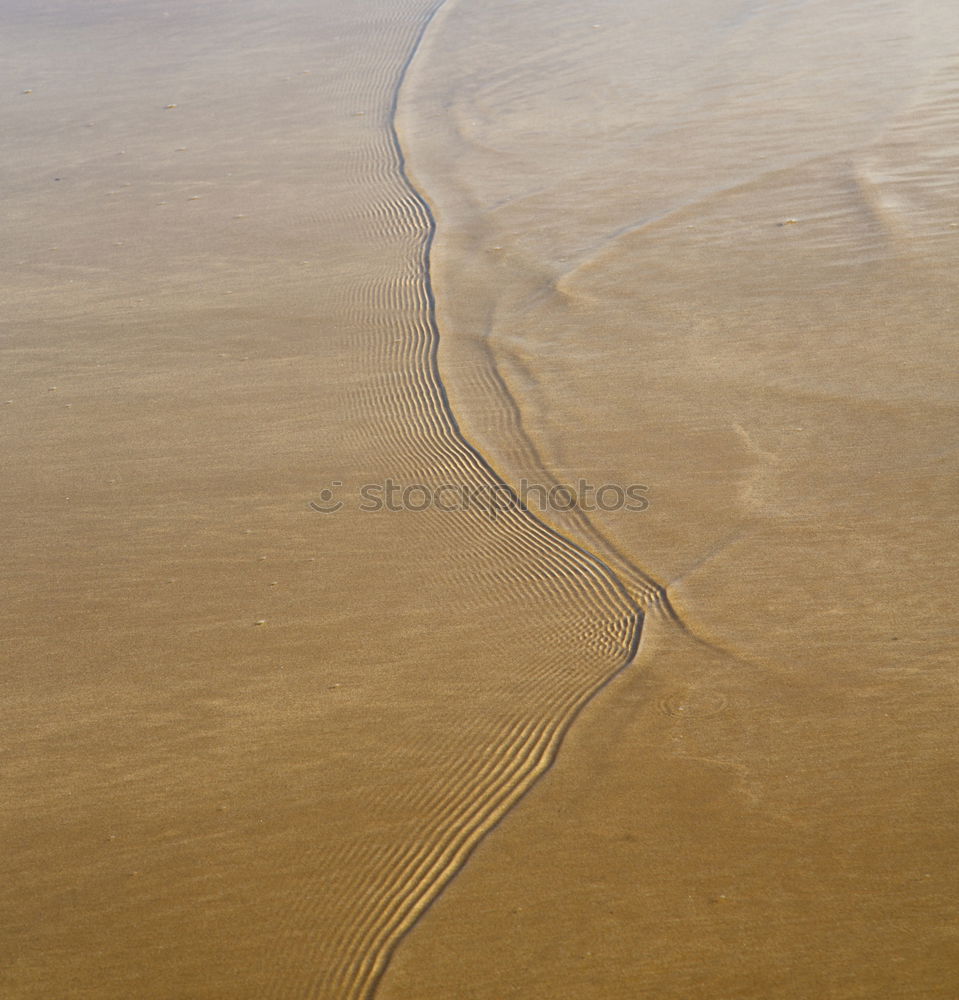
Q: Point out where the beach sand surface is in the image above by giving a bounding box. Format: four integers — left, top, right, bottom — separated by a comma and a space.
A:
382, 0, 959, 995
2, 0, 957, 998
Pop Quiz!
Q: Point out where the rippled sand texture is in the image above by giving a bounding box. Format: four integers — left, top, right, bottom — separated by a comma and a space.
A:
378, 0, 959, 997
0, 1, 656, 998
4, 0, 958, 998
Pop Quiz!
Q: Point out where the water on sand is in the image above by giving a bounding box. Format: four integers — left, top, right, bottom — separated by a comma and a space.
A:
2, 0, 957, 998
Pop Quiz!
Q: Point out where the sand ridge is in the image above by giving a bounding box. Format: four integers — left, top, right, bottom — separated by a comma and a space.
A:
3, 1, 659, 996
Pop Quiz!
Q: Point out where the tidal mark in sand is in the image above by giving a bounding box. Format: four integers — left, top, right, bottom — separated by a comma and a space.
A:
276, 2, 716, 997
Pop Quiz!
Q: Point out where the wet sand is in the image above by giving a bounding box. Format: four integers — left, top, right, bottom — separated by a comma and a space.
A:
2, 0, 958, 998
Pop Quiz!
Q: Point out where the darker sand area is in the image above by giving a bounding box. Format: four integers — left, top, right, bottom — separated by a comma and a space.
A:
3, 2, 638, 996
2, 0, 958, 998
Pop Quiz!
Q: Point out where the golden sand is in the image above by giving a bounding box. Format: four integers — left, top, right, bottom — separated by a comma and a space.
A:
2, 0, 957, 997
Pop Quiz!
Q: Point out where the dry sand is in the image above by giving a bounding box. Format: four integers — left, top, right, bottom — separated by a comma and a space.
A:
2, 0, 957, 998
